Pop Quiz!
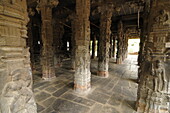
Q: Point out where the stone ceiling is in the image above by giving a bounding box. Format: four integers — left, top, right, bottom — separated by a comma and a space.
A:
27, 0, 145, 37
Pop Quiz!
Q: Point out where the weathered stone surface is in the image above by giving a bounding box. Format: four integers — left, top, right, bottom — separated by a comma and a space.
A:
137, 1, 170, 113
52, 86, 68, 97
39, 0, 59, 80
35, 91, 51, 102
37, 104, 45, 112
108, 93, 123, 106
52, 99, 90, 113
0, 1, 37, 113
61, 93, 78, 100
101, 106, 119, 113
74, 0, 91, 92
73, 97, 95, 106
33, 55, 138, 113
87, 91, 110, 104
89, 103, 103, 113
116, 21, 124, 64
42, 97, 56, 107
98, 4, 113, 78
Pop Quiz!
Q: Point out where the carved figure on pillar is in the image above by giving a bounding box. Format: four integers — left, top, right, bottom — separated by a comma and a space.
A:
152, 60, 167, 93
155, 10, 169, 25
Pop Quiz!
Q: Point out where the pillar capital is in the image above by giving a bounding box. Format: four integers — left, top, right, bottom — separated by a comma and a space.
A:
36, 0, 59, 13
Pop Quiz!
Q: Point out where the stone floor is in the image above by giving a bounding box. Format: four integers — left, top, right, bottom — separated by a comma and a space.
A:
33, 55, 139, 113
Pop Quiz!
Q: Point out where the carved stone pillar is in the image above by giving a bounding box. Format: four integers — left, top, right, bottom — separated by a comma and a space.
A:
27, 8, 35, 69
74, 0, 91, 92
98, 4, 113, 78
92, 35, 97, 59
69, 13, 76, 70
112, 35, 116, 58
137, 1, 170, 113
124, 30, 129, 59
39, 0, 59, 80
116, 21, 123, 64
53, 20, 64, 68
0, 1, 37, 113
109, 35, 113, 58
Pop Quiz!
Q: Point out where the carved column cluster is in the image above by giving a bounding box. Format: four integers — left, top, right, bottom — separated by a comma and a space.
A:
98, 4, 113, 77
39, 0, 59, 80
116, 21, 124, 64
74, 0, 91, 92
0, 1, 37, 113
137, 1, 170, 113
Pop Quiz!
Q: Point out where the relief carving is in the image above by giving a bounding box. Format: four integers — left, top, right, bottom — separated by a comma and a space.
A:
151, 60, 167, 93
1, 69, 36, 113
155, 10, 169, 26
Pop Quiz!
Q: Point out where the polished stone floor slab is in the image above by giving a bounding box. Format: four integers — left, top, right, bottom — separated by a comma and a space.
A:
33, 55, 138, 113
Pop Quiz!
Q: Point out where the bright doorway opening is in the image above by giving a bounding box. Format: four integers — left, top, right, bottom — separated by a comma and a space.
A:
128, 39, 140, 55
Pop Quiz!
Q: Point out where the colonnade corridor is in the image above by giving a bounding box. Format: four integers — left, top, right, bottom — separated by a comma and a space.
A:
33, 55, 138, 113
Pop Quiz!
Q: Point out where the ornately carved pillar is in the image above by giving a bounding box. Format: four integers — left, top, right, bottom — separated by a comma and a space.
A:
0, 1, 37, 113
137, 1, 170, 113
98, 4, 113, 77
27, 8, 35, 68
116, 21, 124, 64
39, 0, 59, 80
124, 30, 129, 59
109, 35, 113, 58
53, 20, 64, 68
69, 13, 76, 70
112, 35, 116, 58
74, 0, 91, 92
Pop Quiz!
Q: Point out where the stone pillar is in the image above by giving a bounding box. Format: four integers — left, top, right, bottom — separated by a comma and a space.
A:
116, 21, 123, 64
109, 35, 113, 58
0, 1, 37, 113
27, 8, 35, 69
97, 4, 113, 78
123, 30, 129, 60
39, 0, 59, 80
97, 38, 100, 58
92, 35, 97, 59
53, 20, 64, 68
112, 35, 116, 58
74, 0, 91, 92
137, 1, 170, 113
70, 13, 76, 70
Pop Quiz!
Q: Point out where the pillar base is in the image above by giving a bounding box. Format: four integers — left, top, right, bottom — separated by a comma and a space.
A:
55, 63, 62, 68
97, 71, 109, 78
116, 58, 122, 64
42, 75, 56, 81
74, 83, 91, 93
